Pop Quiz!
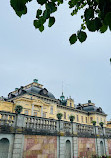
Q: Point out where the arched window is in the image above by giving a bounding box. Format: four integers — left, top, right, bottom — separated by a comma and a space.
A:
0, 138, 9, 158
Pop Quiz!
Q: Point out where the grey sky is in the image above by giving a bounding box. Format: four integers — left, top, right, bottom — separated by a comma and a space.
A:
1, 0, 111, 120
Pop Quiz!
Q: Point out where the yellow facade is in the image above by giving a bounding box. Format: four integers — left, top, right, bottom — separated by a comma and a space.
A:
0, 80, 107, 127
0, 100, 13, 112
106, 121, 111, 128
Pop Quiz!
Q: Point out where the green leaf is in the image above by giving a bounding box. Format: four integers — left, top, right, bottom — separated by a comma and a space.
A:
52, 0, 57, 2
10, 0, 27, 17
86, 18, 102, 32
57, 0, 63, 4
86, 20, 96, 32
84, 8, 94, 21
104, 12, 111, 30
77, 31, 87, 43
100, 24, 108, 33
95, 18, 102, 30
36, 9, 42, 18
10, 0, 24, 11
46, 2, 57, 13
39, 25, 44, 32
37, 0, 47, 5
69, 34, 77, 45
33, 20, 41, 28
16, 7, 27, 17
48, 17, 55, 27
43, 10, 50, 19
39, 17, 46, 25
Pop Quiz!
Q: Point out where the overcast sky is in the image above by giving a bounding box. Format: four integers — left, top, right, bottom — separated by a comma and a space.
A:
1, 0, 111, 120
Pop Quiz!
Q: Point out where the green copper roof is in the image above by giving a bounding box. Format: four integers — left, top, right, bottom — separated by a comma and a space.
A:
60, 92, 65, 101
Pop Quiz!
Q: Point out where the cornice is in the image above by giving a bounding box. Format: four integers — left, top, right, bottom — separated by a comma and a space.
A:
57, 104, 88, 114
7, 92, 58, 104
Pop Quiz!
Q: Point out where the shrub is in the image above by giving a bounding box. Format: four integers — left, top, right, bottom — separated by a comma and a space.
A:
56, 113, 63, 120
69, 115, 75, 123
92, 121, 96, 126
15, 105, 23, 114
99, 122, 104, 128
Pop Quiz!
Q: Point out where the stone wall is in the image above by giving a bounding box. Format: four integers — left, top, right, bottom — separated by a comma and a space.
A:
107, 139, 111, 156
78, 138, 96, 158
23, 135, 57, 158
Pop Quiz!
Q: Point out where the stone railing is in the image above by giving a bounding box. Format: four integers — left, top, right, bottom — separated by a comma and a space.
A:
105, 128, 111, 137
24, 115, 57, 133
0, 111, 16, 127
0, 111, 111, 137
63, 121, 72, 134
76, 123, 94, 136
98, 127, 103, 136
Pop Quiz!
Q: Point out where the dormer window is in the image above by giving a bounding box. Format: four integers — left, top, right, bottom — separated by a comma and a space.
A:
39, 88, 48, 96
43, 89, 48, 95
8, 93, 12, 99
97, 107, 102, 113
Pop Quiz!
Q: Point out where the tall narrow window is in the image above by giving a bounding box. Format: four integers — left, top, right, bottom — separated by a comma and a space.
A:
64, 112, 66, 119
90, 117, 93, 123
86, 117, 87, 123
24, 109, 28, 115
34, 111, 37, 116
70, 102, 72, 107
43, 112, 46, 118
77, 115, 79, 122
97, 117, 99, 123
81, 116, 83, 123
50, 106, 53, 114
104, 119, 105, 124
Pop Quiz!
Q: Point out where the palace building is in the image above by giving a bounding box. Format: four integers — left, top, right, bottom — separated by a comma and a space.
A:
0, 79, 107, 126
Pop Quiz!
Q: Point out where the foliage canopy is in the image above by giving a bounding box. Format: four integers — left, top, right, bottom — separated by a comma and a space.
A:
10, 0, 111, 44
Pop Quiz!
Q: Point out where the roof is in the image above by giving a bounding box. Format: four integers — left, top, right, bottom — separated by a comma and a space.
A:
26, 86, 55, 99
60, 99, 67, 106
82, 105, 105, 114
7, 85, 55, 100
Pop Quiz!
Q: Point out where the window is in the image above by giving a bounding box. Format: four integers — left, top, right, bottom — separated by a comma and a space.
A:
70, 102, 72, 107
97, 117, 99, 123
24, 109, 28, 115
81, 116, 83, 123
77, 115, 79, 122
68, 114, 69, 119
90, 117, 93, 123
104, 119, 105, 124
43, 112, 46, 118
86, 117, 87, 123
50, 106, 53, 114
64, 112, 66, 119
34, 111, 37, 116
